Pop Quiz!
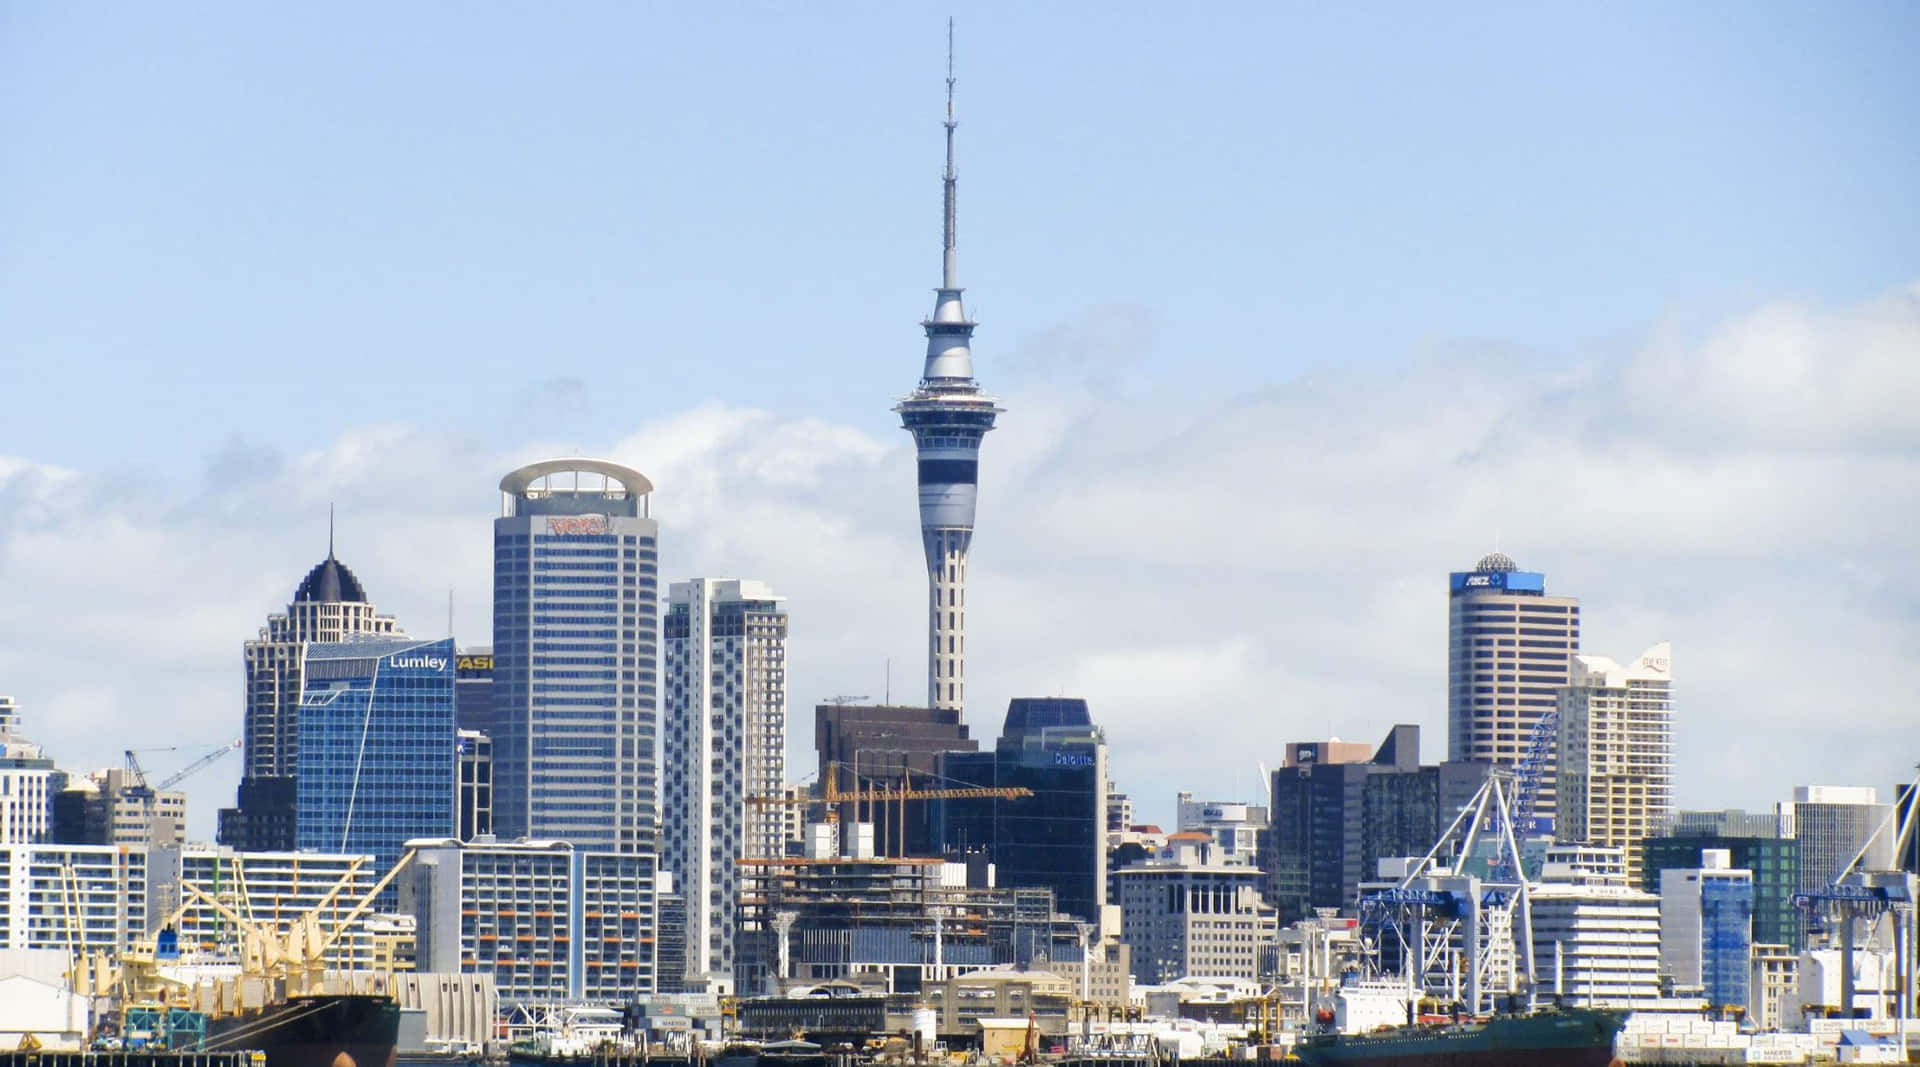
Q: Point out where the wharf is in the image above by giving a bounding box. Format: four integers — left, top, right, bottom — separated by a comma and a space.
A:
0, 1055, 262, 1067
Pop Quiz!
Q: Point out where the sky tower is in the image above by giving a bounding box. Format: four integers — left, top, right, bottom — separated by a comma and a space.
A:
896, 22, 1003, 714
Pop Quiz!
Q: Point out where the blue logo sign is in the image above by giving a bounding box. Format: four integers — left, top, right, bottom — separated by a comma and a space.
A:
1052, 752, 1095, 768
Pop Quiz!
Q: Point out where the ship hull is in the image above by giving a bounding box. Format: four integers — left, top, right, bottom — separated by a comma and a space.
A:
206, 994, 400, 1067
1292, 1009, 1624, 1067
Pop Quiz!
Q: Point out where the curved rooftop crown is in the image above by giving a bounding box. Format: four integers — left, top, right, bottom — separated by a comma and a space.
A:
294, 554, 368, 604
499, 458, 654, 498
1474, 552, 1519, 573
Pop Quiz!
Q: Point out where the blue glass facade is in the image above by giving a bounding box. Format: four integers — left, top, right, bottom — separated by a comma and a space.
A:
1700, 875, 1754, 1008
296, 637, 457, 871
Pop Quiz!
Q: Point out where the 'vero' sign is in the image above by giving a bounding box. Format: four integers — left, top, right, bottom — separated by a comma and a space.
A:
546, 515, 609, 536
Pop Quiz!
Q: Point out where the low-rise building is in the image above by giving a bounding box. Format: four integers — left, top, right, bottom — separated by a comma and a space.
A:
1748, 942, 1798, 1032
1529, 845, 1663, 1008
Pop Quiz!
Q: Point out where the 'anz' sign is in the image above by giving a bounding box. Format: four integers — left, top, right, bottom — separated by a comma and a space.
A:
386, 654, 449, 672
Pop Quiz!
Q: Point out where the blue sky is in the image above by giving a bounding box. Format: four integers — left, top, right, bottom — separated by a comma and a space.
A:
2, 5, 1917, 835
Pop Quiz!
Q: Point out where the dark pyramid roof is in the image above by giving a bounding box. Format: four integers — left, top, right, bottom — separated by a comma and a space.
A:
293, 554, 368, 604
1001, 697, 1091, 740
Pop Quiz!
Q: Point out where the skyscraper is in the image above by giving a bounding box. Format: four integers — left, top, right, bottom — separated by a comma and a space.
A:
662, 578, 789, 992
934, 698, 1107, 925
221, 534, 403, 851
493, 459, 660, 853
1555, 643, 1674, 884
895, 31, 1003, 714
813, 702, 977, 857
1446, 552, 1579, 827
295, 636, 457, 872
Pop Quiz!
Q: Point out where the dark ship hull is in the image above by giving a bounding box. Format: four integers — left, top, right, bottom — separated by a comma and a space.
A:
205, 994, 400, 1067
1291, 1008, 1626, 1067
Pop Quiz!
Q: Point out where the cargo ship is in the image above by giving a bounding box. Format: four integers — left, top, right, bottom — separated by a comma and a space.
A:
1290, 1007, 1627, 1067
204, 993, 401, 1067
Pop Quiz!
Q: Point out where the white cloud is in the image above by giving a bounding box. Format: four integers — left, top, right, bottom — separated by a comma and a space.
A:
0, 284, 1914, 838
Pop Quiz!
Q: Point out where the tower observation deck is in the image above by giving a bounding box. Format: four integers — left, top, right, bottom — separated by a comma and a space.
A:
895, 22, 1003, 714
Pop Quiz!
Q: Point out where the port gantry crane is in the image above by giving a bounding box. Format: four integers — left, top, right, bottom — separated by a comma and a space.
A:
1791, 764, 1920, 1035
746, 760, 1032, 857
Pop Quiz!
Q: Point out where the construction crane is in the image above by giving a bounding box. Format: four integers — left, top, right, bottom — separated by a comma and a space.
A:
748, 760, 1033, 856
156, 739, 241, 791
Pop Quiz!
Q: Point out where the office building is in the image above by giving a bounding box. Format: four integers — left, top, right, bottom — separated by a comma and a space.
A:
935, 698, 1107, 925
893, 53, 1003, 715
1747, 942, 1798, 1032
1780, 785, 1894, 891
815, 702, 977, 858
493, 459, 660, 853
454, 648, 495, 736
1265, 725, 1488, 922
1641, 819, 1800, 950
1115, 834, 1278, 984
223, 537, 404, 851
295, 637, 457, 872
0, 732, 59, 844
51, 768, 186, 855
177, 846, 407, 972
662, 578, 790, 992
654, 872, 689, 995
1446, 553, 1579, 828
0, 695, 19, 734
0, 844, 146, 953
1528, 845, 1662, 1007
404, 837, 656, 1004
1173, 794, 1267, 865
456, 730, 492, 841
1659, 849, 1753, 1009
1556, 642, 1673, 884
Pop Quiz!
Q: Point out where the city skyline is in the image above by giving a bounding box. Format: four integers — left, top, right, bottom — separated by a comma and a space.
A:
2, 8, 1917, 837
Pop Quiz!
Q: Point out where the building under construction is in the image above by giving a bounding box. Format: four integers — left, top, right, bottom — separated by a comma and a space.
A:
735, 843, 1089, 997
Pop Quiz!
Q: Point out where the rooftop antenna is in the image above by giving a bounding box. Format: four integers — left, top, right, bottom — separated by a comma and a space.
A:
328, 502, 336, 558
941, 16, 958, 290
448, 588, 455, 640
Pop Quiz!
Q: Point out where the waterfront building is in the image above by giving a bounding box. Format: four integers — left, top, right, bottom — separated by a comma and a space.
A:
492, 459, 660, 853
0, 844, 146, 953
0, 732, 59, 844
894, 46, 1003, 715
1658, 849, 1753, 1010
934, 698, 1108, 925
1641, 821, 1800, 949
1446, 553, 1579, 828
1780, 785, 1894, 891
456, 730, 492, 841
1114, 834, 1278, 984
1264, 724, 1488, 921
1528, 845, 1663, 1007
662, 578, 790, 992
404, 837, 657, 1005
815, 702, 977, 858
222, 538, 404, 851
454, 647, 495, 736
295, 637, 457, 872
1747, 942, 1798, 1032
1556, 642, 1673, 884
176, 845, 405, 972
1174, 794, 1267, 866
735, 851, 1086, 995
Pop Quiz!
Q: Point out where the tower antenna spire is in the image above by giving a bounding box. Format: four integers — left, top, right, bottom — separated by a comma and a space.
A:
942, 16, 958, 290
328, 502, 335, 558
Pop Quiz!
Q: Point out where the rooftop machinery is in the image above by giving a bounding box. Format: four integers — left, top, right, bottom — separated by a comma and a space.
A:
1356, 773, 1535, 1015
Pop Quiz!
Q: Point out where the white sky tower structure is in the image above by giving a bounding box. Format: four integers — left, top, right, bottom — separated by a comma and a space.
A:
896, 23, 1003, 713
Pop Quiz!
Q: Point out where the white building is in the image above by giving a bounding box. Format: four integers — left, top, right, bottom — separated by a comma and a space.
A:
0, 844, 146, 953
662, 578, 788, 993
1114, 834, 1277, 984
403, 837, 657, 1005
1780, 785, 1894, 891
0, 734, 59, 845
1659, 848, 1753, 1008
1529, 845, 1663, 1007
1174, 793, 1267, 866
176, 845, 405, 971
1748, 942, 1798, 1032
1556, 642, 1673, 883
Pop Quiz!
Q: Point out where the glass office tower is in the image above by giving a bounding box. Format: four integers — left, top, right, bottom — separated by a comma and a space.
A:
296, 637, 457, 871
493, 459, 660, 853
